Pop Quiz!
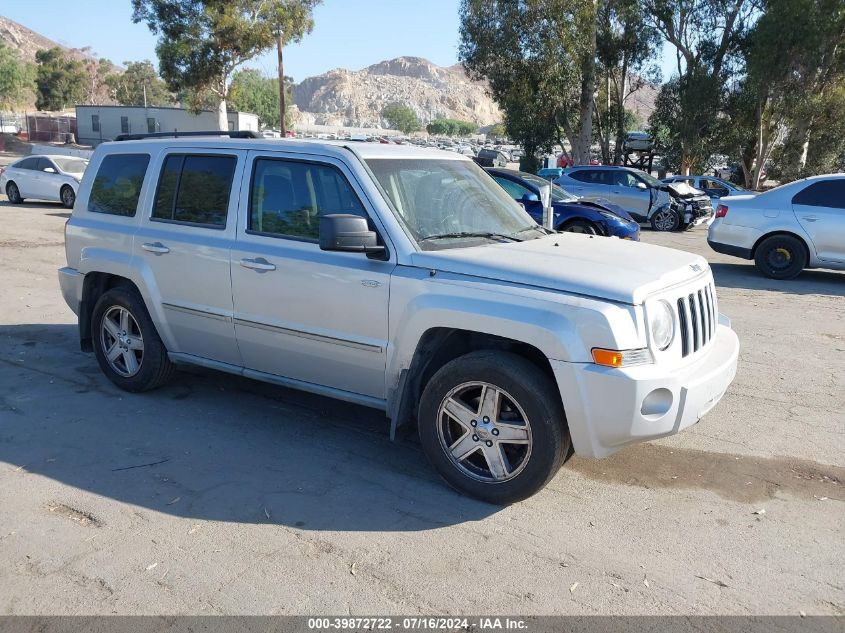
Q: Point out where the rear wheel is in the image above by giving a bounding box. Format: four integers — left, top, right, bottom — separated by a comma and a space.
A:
91, 286, 174, 392
754, 235, 807, 279
418, 351, 569, 504
561, 219, 599, 235
6, 181, 23, 204
650, 207, 679, 232
60, 185, 75, 209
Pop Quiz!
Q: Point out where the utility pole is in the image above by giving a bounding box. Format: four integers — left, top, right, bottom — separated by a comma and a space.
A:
277, 31, 286, 136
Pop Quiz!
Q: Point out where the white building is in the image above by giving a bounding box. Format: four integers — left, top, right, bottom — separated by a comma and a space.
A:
75, 105, 259, 146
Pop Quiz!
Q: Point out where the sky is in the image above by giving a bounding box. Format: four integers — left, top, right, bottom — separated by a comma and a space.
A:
1, 0, 677, 82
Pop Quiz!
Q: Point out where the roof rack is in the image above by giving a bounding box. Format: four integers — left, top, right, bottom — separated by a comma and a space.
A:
113, 130, 262, 142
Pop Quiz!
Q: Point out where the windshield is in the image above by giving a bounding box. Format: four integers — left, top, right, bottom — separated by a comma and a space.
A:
365, 158, 545, 249
52, 157, 88, 174
519, 172, 579, 202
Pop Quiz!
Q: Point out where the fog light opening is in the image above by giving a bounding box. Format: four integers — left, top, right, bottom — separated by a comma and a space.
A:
641, 388, 673, 420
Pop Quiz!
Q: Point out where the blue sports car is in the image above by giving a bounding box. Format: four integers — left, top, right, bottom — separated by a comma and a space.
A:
486, 168, 640, 240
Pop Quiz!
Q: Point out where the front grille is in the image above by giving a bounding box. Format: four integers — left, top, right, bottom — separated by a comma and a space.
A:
676, 283, 717, 357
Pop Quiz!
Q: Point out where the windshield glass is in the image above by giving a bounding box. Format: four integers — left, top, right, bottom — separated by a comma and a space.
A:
519, 172, 578, 202
365, 158, 545, 249
52, 157, 88, 173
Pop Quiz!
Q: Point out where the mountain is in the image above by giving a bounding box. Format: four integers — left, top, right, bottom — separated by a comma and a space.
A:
292, 56, 502, 129
0, 15, 99, 64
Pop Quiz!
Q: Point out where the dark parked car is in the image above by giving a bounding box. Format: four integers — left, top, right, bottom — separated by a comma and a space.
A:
474, 149, 510, 168
486, 168, 641, 240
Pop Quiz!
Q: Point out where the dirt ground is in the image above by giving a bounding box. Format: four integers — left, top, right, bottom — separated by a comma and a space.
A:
0, 193, 842, 616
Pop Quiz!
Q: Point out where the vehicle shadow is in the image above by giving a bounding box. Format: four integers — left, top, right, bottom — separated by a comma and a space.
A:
710, 262, 844, 297
0, 323, 499, 531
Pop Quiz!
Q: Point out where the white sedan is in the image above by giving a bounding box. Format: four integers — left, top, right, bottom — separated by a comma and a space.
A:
1, 154, 88, 208
707, 174, 845, 279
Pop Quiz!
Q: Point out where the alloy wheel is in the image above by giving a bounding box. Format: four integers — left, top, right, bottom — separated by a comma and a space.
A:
100, 306, 144, 377
436, 381, 533, 483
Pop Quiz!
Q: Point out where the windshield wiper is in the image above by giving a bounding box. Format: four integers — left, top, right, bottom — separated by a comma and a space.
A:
419, 231, 523, 243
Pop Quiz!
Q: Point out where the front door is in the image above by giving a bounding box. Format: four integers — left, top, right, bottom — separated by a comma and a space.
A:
231, 151, 393, 399
133, 148, 246, 365
608, 170, 652, 218
792, 179, 845, 263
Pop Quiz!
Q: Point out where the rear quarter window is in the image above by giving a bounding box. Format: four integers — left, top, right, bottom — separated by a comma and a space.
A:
792, 180, 845, 210
87, 154, 150, 217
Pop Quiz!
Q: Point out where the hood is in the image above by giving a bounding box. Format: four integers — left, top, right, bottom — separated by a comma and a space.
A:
410, 234, 709, 305
663, 182, 708, 199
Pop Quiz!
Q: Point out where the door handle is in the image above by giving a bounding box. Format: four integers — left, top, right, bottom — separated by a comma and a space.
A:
240, 257, 276, 271
141, 242, 170, 254
801, 216, 819, 222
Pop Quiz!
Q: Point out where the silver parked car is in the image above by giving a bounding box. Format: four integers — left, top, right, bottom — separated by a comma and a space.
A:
1, 154, 88, 208
662, 175, 748, 201
58, 132, 739, 503
556, 165, 713, 231
708, 174, 845, 279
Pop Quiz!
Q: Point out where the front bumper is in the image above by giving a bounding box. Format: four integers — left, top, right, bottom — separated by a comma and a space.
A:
58, 266, 84, 316
552, 322, 739, 458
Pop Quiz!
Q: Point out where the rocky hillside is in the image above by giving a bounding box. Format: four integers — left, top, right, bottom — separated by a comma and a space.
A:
0, 15, 99, 64
292, 57, 502, 128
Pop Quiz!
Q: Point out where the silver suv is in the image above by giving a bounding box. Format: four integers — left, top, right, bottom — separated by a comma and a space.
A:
556, 166, 713, 231
58, 132, 739, 503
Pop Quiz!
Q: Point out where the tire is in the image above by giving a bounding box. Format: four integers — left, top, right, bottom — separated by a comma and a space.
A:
60, 185, 75, 209
561, 219, 599, 235
418, 351, 570, 504
6, 181, 23, 204
650, 207, 680, 232
91, 286, 174, 392
754, 234, 807, 280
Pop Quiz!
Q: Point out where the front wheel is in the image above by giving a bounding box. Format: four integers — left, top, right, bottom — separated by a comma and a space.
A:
561, 219, 599, 235
754, 235, 807, 279
418, 351, 570, 504
650, 207, 680, 232
60, 185, 76, 209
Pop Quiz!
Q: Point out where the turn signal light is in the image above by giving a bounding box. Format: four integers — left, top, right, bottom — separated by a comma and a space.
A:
715, 204, 728, 218
592, 349, 623, 367
592, 348, 653, 368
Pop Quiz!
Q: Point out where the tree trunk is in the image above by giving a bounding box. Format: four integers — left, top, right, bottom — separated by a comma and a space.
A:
277, 32, 286, 135
217, 98, 228, 132
572, 1, 599, 164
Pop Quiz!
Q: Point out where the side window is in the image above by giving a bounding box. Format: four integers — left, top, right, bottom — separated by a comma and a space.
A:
92, 115, 100, 133
792, 180, 845, 210
16, 157, 39, 170
571, 169, 607, 184
493, 177, 532, 199
120, 116, 129, 134
87, 153, 150, 217
152, 154, 236, 228
249, 158, 366, 241
610, 171, 639, 187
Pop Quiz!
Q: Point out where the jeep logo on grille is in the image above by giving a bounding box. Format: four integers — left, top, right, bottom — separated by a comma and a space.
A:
690, 264, 702, 272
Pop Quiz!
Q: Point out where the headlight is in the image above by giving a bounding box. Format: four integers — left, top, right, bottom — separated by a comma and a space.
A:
598, 210, 624, 222
650, 300, 675, 351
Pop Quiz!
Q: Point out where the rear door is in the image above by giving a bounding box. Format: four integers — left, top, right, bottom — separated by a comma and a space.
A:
10, 157, 40, 197
564, 168, 609, 198
791, 179, 845, 263
230, 150, 393, 399
134, 148, 246, 365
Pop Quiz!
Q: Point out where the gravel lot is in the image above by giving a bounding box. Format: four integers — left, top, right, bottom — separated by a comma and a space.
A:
0, 193, 842, 616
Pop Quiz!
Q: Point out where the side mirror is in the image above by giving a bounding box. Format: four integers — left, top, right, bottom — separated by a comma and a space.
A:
43, 167, 56, 174
521, 192, 540, 203
319, 214, 385, 254
635, 181, 648, 190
